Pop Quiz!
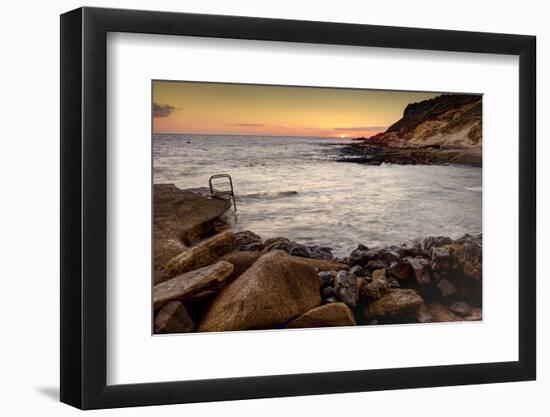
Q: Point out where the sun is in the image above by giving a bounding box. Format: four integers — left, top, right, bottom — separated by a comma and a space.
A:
339, 134, 346, 139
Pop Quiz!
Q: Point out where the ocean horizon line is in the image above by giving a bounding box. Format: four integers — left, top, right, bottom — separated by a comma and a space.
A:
153, 132, 363, 140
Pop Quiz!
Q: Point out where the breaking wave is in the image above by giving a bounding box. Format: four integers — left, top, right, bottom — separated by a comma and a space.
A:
237, 190, 299, 201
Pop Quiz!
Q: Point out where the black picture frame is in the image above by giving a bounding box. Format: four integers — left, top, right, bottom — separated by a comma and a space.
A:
60, 6, 536, 410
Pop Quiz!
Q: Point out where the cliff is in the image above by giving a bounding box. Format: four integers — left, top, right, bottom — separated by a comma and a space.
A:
368, 94, 482, 149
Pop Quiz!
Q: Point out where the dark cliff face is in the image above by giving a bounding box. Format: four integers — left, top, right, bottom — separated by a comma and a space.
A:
369, 94, 482, 149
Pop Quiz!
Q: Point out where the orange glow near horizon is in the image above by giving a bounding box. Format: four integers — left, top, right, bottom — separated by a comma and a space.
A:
152, 81, 439, 138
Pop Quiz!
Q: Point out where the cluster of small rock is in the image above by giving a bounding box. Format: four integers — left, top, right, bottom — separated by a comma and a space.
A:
314, 233, 482, 325
152, 228, 482, 334
233, 230, 334, 260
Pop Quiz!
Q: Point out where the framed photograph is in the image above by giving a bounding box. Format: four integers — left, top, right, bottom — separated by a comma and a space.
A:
60, 7, 536, 409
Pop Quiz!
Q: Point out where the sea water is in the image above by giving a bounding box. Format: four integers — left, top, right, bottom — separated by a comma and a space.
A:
154, 134, 482, 257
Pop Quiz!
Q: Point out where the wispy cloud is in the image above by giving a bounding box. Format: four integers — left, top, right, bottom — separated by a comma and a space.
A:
153, 103, 176, 118
332, 126, 387, 132
228, 123, 266, 127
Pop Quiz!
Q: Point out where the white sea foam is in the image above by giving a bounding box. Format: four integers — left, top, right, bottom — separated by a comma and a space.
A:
465, 186, 482, 192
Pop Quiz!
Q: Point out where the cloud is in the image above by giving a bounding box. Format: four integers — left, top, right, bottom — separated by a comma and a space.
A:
332, 126, 387, 132
228, 123, 265, 127
153, 103, 176, 118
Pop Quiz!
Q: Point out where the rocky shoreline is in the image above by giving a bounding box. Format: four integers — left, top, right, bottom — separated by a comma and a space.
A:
334, 93, 483, 167
153, 184, 482, 334
336, 141, 482, 167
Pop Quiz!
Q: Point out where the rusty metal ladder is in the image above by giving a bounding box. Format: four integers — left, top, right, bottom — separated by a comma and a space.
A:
209, 174, 237, 212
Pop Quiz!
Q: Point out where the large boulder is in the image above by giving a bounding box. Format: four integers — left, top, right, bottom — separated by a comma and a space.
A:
365, 289, 424, 318
286, 303, 357, 328
199, 251, 321, 332
165, 231, 235, 277
220, 251, 346, 281
154, 184, 230, 245
154, 301, 195, 334
219, 251, 262, 281
154, 184, 231, 283
153, 261, 234, 309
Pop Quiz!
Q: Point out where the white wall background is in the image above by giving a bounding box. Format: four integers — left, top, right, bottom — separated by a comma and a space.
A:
0, 0, 546, 415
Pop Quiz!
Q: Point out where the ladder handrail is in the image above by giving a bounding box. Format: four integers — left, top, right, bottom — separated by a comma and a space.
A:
209, 174, 237, 213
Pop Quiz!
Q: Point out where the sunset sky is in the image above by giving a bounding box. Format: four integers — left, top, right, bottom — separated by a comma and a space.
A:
152, 81, 439, 138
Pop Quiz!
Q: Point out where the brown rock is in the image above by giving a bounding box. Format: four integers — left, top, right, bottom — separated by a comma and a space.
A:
423, 236, 454, 250
322, 286, 336, 298
364, 278, 390, 299
153, 184, 231, 284
367, 259, 388, 270
388, 261, 413, 280
199, 251, 321, 332
319, 271, 337, 287
429, 302, 463, 322
166, 231, 235, 277
406, 256, 432, 285
219, 251, 261, 280
378, 249, 400, 263
372, 268, 387, 281
154, 183, 230, 245
220, 251, 346, 281
262, 236, 291, 250
449, 301, 471, 316
445, 240, 482, 281
155, 238, 187, 265
334, 270, 359, 306
437, 278, 458, 297
154, 301, 194, 334
154, 238, 188, 284
286, 303, 357, 328
365, 289, 424, 318
349, 265, 368, 277
461, 240, 482, 281
291, 257, 348, 272
234, 230, 264, 251
430, 246, 452, 271
464, 307, 482, 321
348, 245, 377, 267
416, 303, 434, 323
153, 261, 234, 309
357, 277, 367, 295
